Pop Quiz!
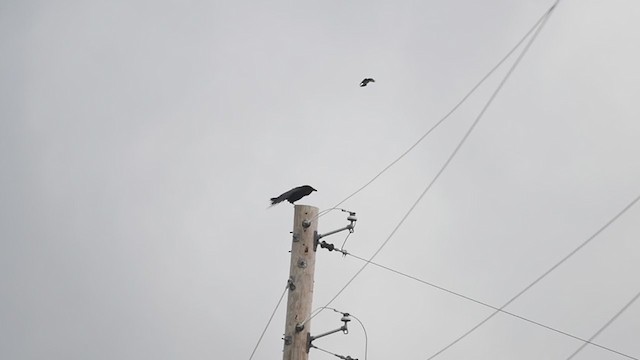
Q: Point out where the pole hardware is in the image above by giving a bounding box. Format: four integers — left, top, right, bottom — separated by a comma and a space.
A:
336, 355, 358, 360
340, 313, 351, 334
314, 211, 357, 251
307, 312, 352, 351
283, 335, 292, 345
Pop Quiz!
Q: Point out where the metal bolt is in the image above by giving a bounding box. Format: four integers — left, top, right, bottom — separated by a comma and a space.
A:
283, 335, 292, 345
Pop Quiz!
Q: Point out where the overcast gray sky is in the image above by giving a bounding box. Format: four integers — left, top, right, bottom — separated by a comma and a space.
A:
1, 0, 640, 359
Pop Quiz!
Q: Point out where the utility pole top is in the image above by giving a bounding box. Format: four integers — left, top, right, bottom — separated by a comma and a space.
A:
282, 205, 319, 360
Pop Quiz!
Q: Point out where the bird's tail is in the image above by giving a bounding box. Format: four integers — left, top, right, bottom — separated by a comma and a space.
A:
270, 197, 283, 205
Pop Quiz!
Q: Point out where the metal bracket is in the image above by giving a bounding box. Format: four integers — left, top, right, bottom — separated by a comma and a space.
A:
314, 211, 357, 251
307, 313, 351, 351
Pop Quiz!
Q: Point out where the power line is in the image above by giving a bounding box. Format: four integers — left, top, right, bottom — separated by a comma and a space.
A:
349, 313, 369, 360
345, 252, 502, 310
340, 230, 353, 251
418, 5, 563, 359
311, 345, 343, 359
312, 343, 362, 360
345, 251, 639, 360
248, 282, 289, 360
310, 0, 557, 324
565, 290, 640, 360
315, 207, 349, 220
321, 3, 554, 215
424, 190, 640, 360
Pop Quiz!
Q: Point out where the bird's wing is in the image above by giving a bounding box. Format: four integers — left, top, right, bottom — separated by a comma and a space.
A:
360, 78, 374, 86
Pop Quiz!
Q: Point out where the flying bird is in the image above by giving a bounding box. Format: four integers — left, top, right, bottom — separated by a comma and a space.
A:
270, 185, 317, 205
360, 78, 375, 87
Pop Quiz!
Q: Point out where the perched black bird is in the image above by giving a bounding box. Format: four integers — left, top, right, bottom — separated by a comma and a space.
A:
270, 185, 317, 205
360, 78, 375, 87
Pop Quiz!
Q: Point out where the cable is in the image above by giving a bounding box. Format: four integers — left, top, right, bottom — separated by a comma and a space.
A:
321, 4, 554, 216
424, 190, 640, 359
349, 313, 369, 360
565, 289, 640, 360
344, 252, 639, 360
312, 345, 341, 358
340, 231, 353, 252
421, 5, 562, 359
315, 208, 348, 220
309, 0, 557, 325
248, 282, 289, 360
312, 344, 361, 360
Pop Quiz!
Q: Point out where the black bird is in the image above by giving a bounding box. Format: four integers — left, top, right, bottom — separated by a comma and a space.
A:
270, 185, 317, 205
360, 78, 375, 87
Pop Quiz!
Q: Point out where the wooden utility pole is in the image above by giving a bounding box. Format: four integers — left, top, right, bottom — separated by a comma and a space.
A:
282, 204, 319, 360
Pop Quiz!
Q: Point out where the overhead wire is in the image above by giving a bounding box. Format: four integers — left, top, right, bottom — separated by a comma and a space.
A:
349, 313, 368, 360
424, 190, 640, 360
340, 229, 353, 251
312, 344, 343, 358
315, 208, 349, 220
344, 249, 639, 360
318, 3, 554, 218
307, 0, 559, 325
565, 289, 640, 360
248, 282, 289, 360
